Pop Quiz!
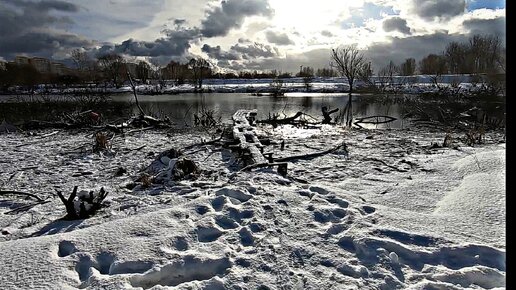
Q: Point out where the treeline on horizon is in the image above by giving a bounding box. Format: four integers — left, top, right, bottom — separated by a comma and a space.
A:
0, 33, 505, 90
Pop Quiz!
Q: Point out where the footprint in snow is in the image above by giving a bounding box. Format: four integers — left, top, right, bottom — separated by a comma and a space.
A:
58, 240, 77, 257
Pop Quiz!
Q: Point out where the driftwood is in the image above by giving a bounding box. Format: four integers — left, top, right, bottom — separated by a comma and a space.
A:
257, 111, 322, 128
56, 186, 109, 220
257, 112, 303, 125
239, 140, 348, 177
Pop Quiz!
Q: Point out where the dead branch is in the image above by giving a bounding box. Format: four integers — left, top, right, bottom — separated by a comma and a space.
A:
4, 200, 51, 215
127, 71, 146, 116
240, 162, 288, 172
56, 186, 109, 219
274, 141, 348, 163
257, 111, 303, 125
183, 134, 224, 150
0, 190, 44, 202
354, 115, 397, 125
363, 157, 408, 172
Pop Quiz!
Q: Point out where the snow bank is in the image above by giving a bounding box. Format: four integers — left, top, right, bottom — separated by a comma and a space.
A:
0, 128, 505, 289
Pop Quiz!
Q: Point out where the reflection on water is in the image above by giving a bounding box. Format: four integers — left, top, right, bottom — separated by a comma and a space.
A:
0, 92, 410, 129
111, 92, 409, 129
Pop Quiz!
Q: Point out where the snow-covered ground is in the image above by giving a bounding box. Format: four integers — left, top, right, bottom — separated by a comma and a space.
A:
0, 125, 505, 289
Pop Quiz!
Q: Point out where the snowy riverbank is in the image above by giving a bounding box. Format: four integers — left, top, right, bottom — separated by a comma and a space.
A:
1, 75, 492, 96
0, 126, 506, 289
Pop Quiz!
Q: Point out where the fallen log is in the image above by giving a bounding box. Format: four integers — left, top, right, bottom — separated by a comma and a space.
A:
232, 110, 268, 166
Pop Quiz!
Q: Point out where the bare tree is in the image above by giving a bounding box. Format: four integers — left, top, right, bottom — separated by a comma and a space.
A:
330, 44, 368, 93
444, 42, 469, 74
136, 61, 151, 83
468, 34, 502, 74
377, 60, 399, 92
188, 57, 212, 89
97, 53, 126, 88
400, 58, 416, 76
497, 47, 506, 73
71, 49, 89, 72
163, 61, 188, 85
149, 59, 166, 92
297, 66, 314, 91
419, 54, 447, 75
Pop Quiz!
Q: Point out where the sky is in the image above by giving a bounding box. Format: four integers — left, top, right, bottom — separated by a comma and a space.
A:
0, 0, 506, 72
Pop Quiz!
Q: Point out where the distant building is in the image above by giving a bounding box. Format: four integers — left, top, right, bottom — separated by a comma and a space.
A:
15, 56, 31, 65
51, 62, 69, 75
13, 55, 75, 75
0, 60, 6, 71
30, 57, 51, 73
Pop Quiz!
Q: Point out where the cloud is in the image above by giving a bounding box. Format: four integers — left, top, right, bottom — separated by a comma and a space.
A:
462, 16, 506, 40
230, 42, 279, 59
321, 30, 335, 37
200, 41, 280, 68
265, 31, 294, 45
224, 48, 332, 73
365, 32, 470, 70
0, 0, 93, 58
200, 0, 273, 37
95, 27, 200, 57
382, 17, 411, 34
201, 44, 241, 60
410, 0, 466, 20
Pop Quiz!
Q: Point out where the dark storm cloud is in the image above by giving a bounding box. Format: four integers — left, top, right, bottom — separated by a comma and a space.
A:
0, 31, 91, 54
230, 42, 279, 59
463, 16, 506, 40
200, 0, 273, 37
0, 0, 92, 58
265, 31, 295, 46
365, 32, 470, 70
3, 0, 79, 12
411, 0, 466, 20
382, 17, 411, 34
202, 44, 241, 60
96, 28, 201, 57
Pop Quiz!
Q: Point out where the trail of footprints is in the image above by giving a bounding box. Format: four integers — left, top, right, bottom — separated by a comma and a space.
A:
54, 183, 504, 289
57, 239, 232, 289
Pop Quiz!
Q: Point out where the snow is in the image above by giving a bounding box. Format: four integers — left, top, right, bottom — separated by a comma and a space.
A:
0, 126, 505, 289
5, 75, 490, 96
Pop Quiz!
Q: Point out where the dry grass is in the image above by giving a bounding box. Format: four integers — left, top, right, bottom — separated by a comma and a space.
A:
138, 173, 154, 188
93, 131, 111, 152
